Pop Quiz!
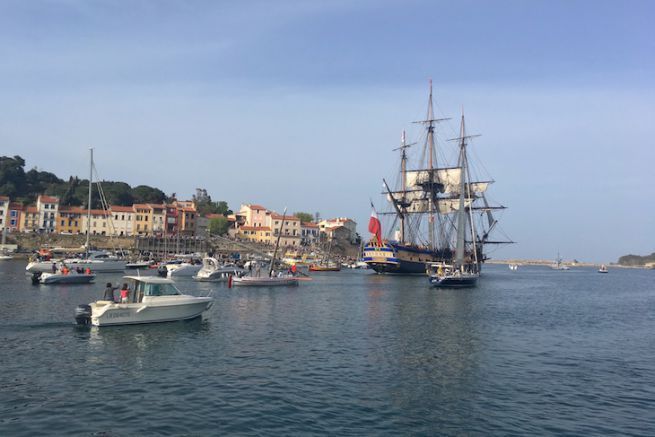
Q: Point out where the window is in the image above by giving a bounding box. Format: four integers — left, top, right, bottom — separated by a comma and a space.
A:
121, 215, 125, 220
10, 219, 15, 226
10, 211, 16, 217
61, 220, 65, 226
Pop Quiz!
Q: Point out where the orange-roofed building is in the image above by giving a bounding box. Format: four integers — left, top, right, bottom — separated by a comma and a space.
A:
109, 205, 135, 236
133, 203, 152, 235
301, 222, 320, 245
269, 213, 301, 247
87, 209, 111, 235
20, 206, 40, 232
319, 217, 357, 243
6, 202, 23, 232
57, 206, 86, 234
36, 194, 59, 233
239, 203, 269, 228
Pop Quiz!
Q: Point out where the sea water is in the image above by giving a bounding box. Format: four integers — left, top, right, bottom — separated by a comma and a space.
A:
1, 260, 654, 435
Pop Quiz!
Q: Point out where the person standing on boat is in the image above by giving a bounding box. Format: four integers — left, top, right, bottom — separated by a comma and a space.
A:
103, 282, 117, 302
119, 283, 130, 304
51, 262, 57, 273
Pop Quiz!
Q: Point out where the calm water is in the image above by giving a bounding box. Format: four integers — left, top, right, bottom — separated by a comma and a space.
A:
1, 260, 654, 436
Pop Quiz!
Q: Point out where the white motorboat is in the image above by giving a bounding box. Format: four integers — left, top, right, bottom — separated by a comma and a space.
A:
231, 275, 299, 287
0, 254, 12, 261
74, 276, 213, 326
194, 257, 244, 281
35, 271, 96, 285
598, 264, 609, 273
167, 262, 203, 278
26, 250, 125, 273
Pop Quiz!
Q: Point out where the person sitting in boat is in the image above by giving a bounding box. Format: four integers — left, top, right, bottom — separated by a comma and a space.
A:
85, 267, 91, 275
119, 283, 130, 304
103, 282, 117, 302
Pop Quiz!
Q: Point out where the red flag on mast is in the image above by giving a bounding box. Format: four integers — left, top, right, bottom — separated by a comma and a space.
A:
368, 208, 382, 246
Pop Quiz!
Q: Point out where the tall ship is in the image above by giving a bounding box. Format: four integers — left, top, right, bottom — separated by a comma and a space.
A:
363, 82, 510, 275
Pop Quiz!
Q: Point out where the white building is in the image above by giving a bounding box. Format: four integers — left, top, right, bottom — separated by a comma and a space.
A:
36, 195, 59, 233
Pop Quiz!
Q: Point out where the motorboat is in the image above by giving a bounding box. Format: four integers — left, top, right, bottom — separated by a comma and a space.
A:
74, 276, 213, 326
509, 264, 519, 271
598, 264, 609, 273
194, 257, 244, 281
167, 261, 202, 278
308, 262, 341, 272
231, 274, 299, 287
27, 250, 126, 273
0, 253, 12, 261
125, 260, 154, 269
34, 270, 96, 285
427, 263, 479, 288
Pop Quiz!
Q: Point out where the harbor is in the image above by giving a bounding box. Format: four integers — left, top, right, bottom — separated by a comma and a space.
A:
1, 259, 654, 435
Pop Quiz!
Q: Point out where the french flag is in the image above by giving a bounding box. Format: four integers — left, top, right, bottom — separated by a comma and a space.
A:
368, 207, 382, 246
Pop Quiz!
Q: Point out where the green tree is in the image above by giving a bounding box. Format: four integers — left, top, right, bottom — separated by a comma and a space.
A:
208, 217, 230, 236
294, 212, 314, 223
132, 185, 166, 204
0, 155, 27, 197
214, 200, 232, 215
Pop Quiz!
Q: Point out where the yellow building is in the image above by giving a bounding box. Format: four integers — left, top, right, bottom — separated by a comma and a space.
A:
20, 206, 39, 232
57, 206, 85, 234
133, 204, 152, 235
237, 226, 272, 244
87, 209, 110, 235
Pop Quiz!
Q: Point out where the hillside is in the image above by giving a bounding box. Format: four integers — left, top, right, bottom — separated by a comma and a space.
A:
617, 253, 655, 266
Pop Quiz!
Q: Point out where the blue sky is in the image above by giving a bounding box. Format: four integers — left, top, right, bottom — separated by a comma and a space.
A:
1, 0, 653, 263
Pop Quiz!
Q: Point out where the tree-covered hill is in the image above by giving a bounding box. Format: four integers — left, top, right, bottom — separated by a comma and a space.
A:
617, 253, 655, 266
0, 155, 167, 207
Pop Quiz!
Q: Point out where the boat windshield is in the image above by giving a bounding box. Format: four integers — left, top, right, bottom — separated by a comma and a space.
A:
138, 282, 181, 297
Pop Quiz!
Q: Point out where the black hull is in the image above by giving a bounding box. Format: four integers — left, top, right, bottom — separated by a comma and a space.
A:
429, 275, 478, 288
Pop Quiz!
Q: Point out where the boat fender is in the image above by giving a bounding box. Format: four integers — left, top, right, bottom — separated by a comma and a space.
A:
74, 304, 92, 325
228, 275, 233, 289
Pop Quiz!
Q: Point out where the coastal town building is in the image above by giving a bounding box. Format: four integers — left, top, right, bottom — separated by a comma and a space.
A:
150, 204, 166, 235
300, 222, 320, 246
319, 217, 357, 243
87, 209, 110, 235
237, 225, 272, 243
36, 195, 59, 233
109, 205, 134, 236
270, 213, 301, 247
6, 202, 22, 232
20, 206, 39, 232
239, 204, 269, 228
57, 206, 85, 234
0, 195, 8, 231
133, 204, 152, 235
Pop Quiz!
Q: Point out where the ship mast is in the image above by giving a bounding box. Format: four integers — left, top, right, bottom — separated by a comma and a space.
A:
392, 130, 412, 243
413, 80, 449, 250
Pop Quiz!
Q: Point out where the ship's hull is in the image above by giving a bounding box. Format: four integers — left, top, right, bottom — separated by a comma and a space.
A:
429, 274, 479, 288
362, 242, 453, 275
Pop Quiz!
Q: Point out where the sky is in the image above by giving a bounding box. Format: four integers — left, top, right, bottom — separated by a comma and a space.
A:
1, 0, 653, 263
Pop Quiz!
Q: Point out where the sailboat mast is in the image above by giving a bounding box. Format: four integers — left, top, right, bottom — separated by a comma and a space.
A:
426, 81, 436, 250
399, 131, 407, 243
85, 147, 93, 252
269, 208, 287, 276
455, 116, 467, 265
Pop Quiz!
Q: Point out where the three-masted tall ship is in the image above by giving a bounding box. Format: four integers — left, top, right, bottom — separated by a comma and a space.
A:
363, 82, 510, 275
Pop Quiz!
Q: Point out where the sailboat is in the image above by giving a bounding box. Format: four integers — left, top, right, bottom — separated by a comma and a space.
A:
363, 82, 510, 280
26, 148, 127, 274
551, 252, 570, 270
232, 208, 299, 287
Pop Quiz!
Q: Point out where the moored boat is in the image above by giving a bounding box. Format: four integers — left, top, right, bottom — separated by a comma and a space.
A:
74, 276, 213, 326
35, 271, 96, 285
427, 262, 479, 288
194, 257, 244, 281
598, 264, 608, 273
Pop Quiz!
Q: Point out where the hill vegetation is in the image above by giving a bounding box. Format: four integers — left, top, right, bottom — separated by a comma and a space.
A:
0, 155, 231, 214
617, 253, 655, 266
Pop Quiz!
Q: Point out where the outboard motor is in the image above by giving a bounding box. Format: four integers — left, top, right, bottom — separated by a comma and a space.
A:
157, 264, 168, 277
74, 304, 92, 326
31, 272, 42, 285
